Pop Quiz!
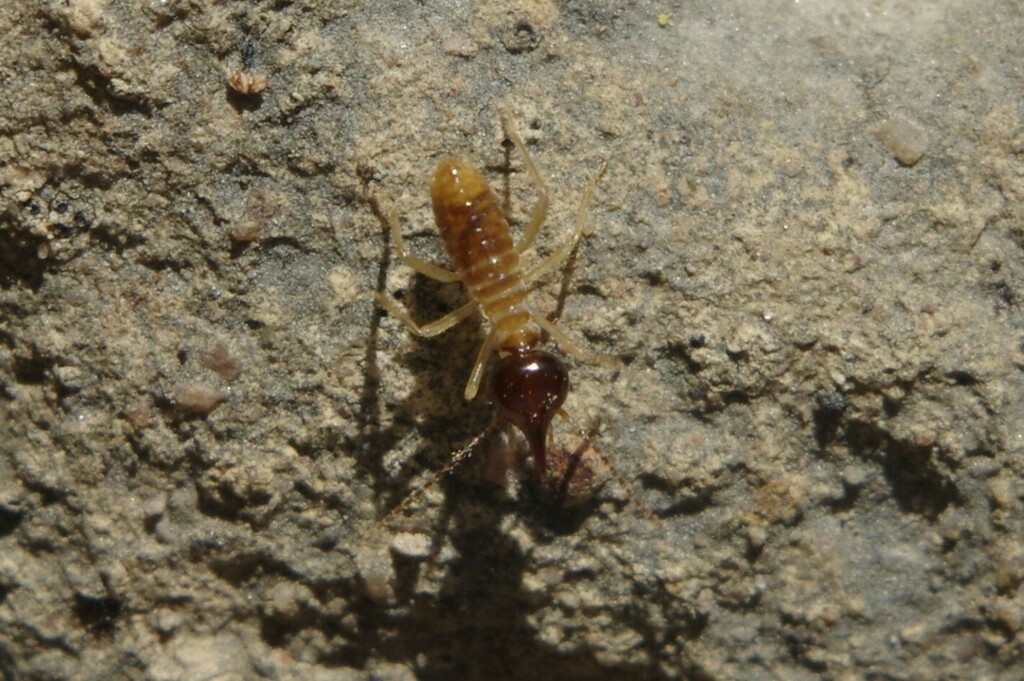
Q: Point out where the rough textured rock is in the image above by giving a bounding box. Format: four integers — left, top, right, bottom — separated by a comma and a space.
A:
2, 1, 1022, 679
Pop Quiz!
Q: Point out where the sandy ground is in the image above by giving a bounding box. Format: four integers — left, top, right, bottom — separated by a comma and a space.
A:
2, 1, 1023, 679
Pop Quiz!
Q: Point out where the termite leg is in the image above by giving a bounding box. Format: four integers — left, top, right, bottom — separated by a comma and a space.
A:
373, 190, 480, 337
464, 329, 497, 401
530, 314, 618, 368
522, 159, 608, 285
373, 292, 494, 401
500, 115, 550, 255
375, 190, 461, 283
374, 294, 478, 338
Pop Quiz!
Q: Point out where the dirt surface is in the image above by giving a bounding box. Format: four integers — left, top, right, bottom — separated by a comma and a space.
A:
2, 1, 1023, 679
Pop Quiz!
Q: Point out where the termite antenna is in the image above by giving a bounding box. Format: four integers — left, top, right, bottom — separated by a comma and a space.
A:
381, 418, 503, 524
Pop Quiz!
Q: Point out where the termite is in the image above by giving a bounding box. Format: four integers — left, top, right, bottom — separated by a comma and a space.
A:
374, 115, 610, 517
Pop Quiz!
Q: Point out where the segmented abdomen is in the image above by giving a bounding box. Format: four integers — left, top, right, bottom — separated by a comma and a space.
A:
431, 158, 537, 351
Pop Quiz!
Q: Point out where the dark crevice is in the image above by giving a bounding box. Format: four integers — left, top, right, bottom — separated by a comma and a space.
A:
138, 257, 189, 273
0, 506, 24, 539
226, 87, 265, 113
261, 236, 306, 252
0, 228, 48, 291
987, 278, 1014, 308
89, 222, 146, 255
12, 348, 54, 385
68, 58, 155, 117
658, 340, 703, 374
946, 370, 980, 386
845, 420, 958, 519
195, 484, 245, 523
720, 389, 750, 406
812, 390, 848, 446
645, 482, 716, 520
206, 550, 298, 588
73, 593, 123, 639
725, 347, 748, 362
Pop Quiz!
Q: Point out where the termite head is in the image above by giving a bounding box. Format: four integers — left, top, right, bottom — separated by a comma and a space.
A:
489, 350, 568, 481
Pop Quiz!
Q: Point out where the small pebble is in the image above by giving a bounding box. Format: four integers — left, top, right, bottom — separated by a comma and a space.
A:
171, 382, 228, 414
875, 116, 928, 166
227, 70, 267, 95
390, 532, 432, 559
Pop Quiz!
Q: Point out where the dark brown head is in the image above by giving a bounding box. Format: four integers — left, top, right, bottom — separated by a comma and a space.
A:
489, 350, 569, 480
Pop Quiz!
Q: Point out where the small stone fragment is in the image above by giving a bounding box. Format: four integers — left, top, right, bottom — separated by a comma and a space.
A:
390, 532, 432, 559
230, 187, 280, 243
875, 116, 928, 166
198, 342, 242, 382
171, 382, 228, 414
227, 70, 267, 95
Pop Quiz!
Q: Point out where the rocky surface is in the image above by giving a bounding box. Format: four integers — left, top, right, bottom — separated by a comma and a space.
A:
2, 1, 1022, 679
